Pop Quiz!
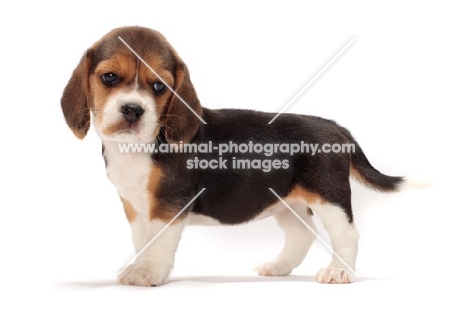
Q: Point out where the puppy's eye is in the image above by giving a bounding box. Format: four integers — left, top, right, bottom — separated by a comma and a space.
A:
101, 72, 120, 86
153, 81, 166, 93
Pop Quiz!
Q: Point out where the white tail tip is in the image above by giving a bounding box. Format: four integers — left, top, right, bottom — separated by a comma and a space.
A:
399, 176, 433, 191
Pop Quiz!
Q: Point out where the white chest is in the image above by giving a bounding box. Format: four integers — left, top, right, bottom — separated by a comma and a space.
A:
103, 142, 153, 216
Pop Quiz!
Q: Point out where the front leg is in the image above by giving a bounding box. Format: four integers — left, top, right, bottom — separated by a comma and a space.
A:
118, 217, 187, 286
121, 198, 146, 253
118, 200, 187, 286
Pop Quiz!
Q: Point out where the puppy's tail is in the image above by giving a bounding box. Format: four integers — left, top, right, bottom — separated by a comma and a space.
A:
343, 129, 431, 192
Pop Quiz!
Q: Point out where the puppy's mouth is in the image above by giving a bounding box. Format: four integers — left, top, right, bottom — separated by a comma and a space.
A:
97, 95, 160, 143
102, 119, 141, 136
102, 120, 152, 141
99, 117, 160, 143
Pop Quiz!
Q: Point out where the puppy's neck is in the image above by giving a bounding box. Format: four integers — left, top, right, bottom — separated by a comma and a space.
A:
102, 140, 154, 217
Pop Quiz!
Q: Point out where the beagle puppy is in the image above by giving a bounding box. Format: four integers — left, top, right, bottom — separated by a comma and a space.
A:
62, 26, 409, 286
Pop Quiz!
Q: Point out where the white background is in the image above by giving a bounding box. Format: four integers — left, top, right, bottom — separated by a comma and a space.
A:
1, 0, 467, 309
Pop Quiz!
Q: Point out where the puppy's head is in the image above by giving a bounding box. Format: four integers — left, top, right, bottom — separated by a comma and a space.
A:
61, 26, 202, 143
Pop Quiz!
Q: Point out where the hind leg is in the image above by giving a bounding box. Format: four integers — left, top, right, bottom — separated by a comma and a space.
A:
256, 201, 316, 276
311, 202, 359, 284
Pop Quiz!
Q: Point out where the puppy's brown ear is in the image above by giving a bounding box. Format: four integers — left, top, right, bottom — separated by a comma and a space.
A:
61, 49, 94, 139
162, 57, 203, 143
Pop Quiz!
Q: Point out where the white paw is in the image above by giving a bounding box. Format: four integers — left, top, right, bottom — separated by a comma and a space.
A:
118, 263, 170, 287
316, 267, 352, 284
255, 261, 293, 276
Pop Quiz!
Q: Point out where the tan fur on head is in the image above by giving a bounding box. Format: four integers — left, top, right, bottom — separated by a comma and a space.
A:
160, 59, 202, 143
61, 48, 95, 139
61, 27, 202, 143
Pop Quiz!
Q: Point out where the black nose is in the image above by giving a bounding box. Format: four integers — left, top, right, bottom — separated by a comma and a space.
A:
121, 104, 144, 123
